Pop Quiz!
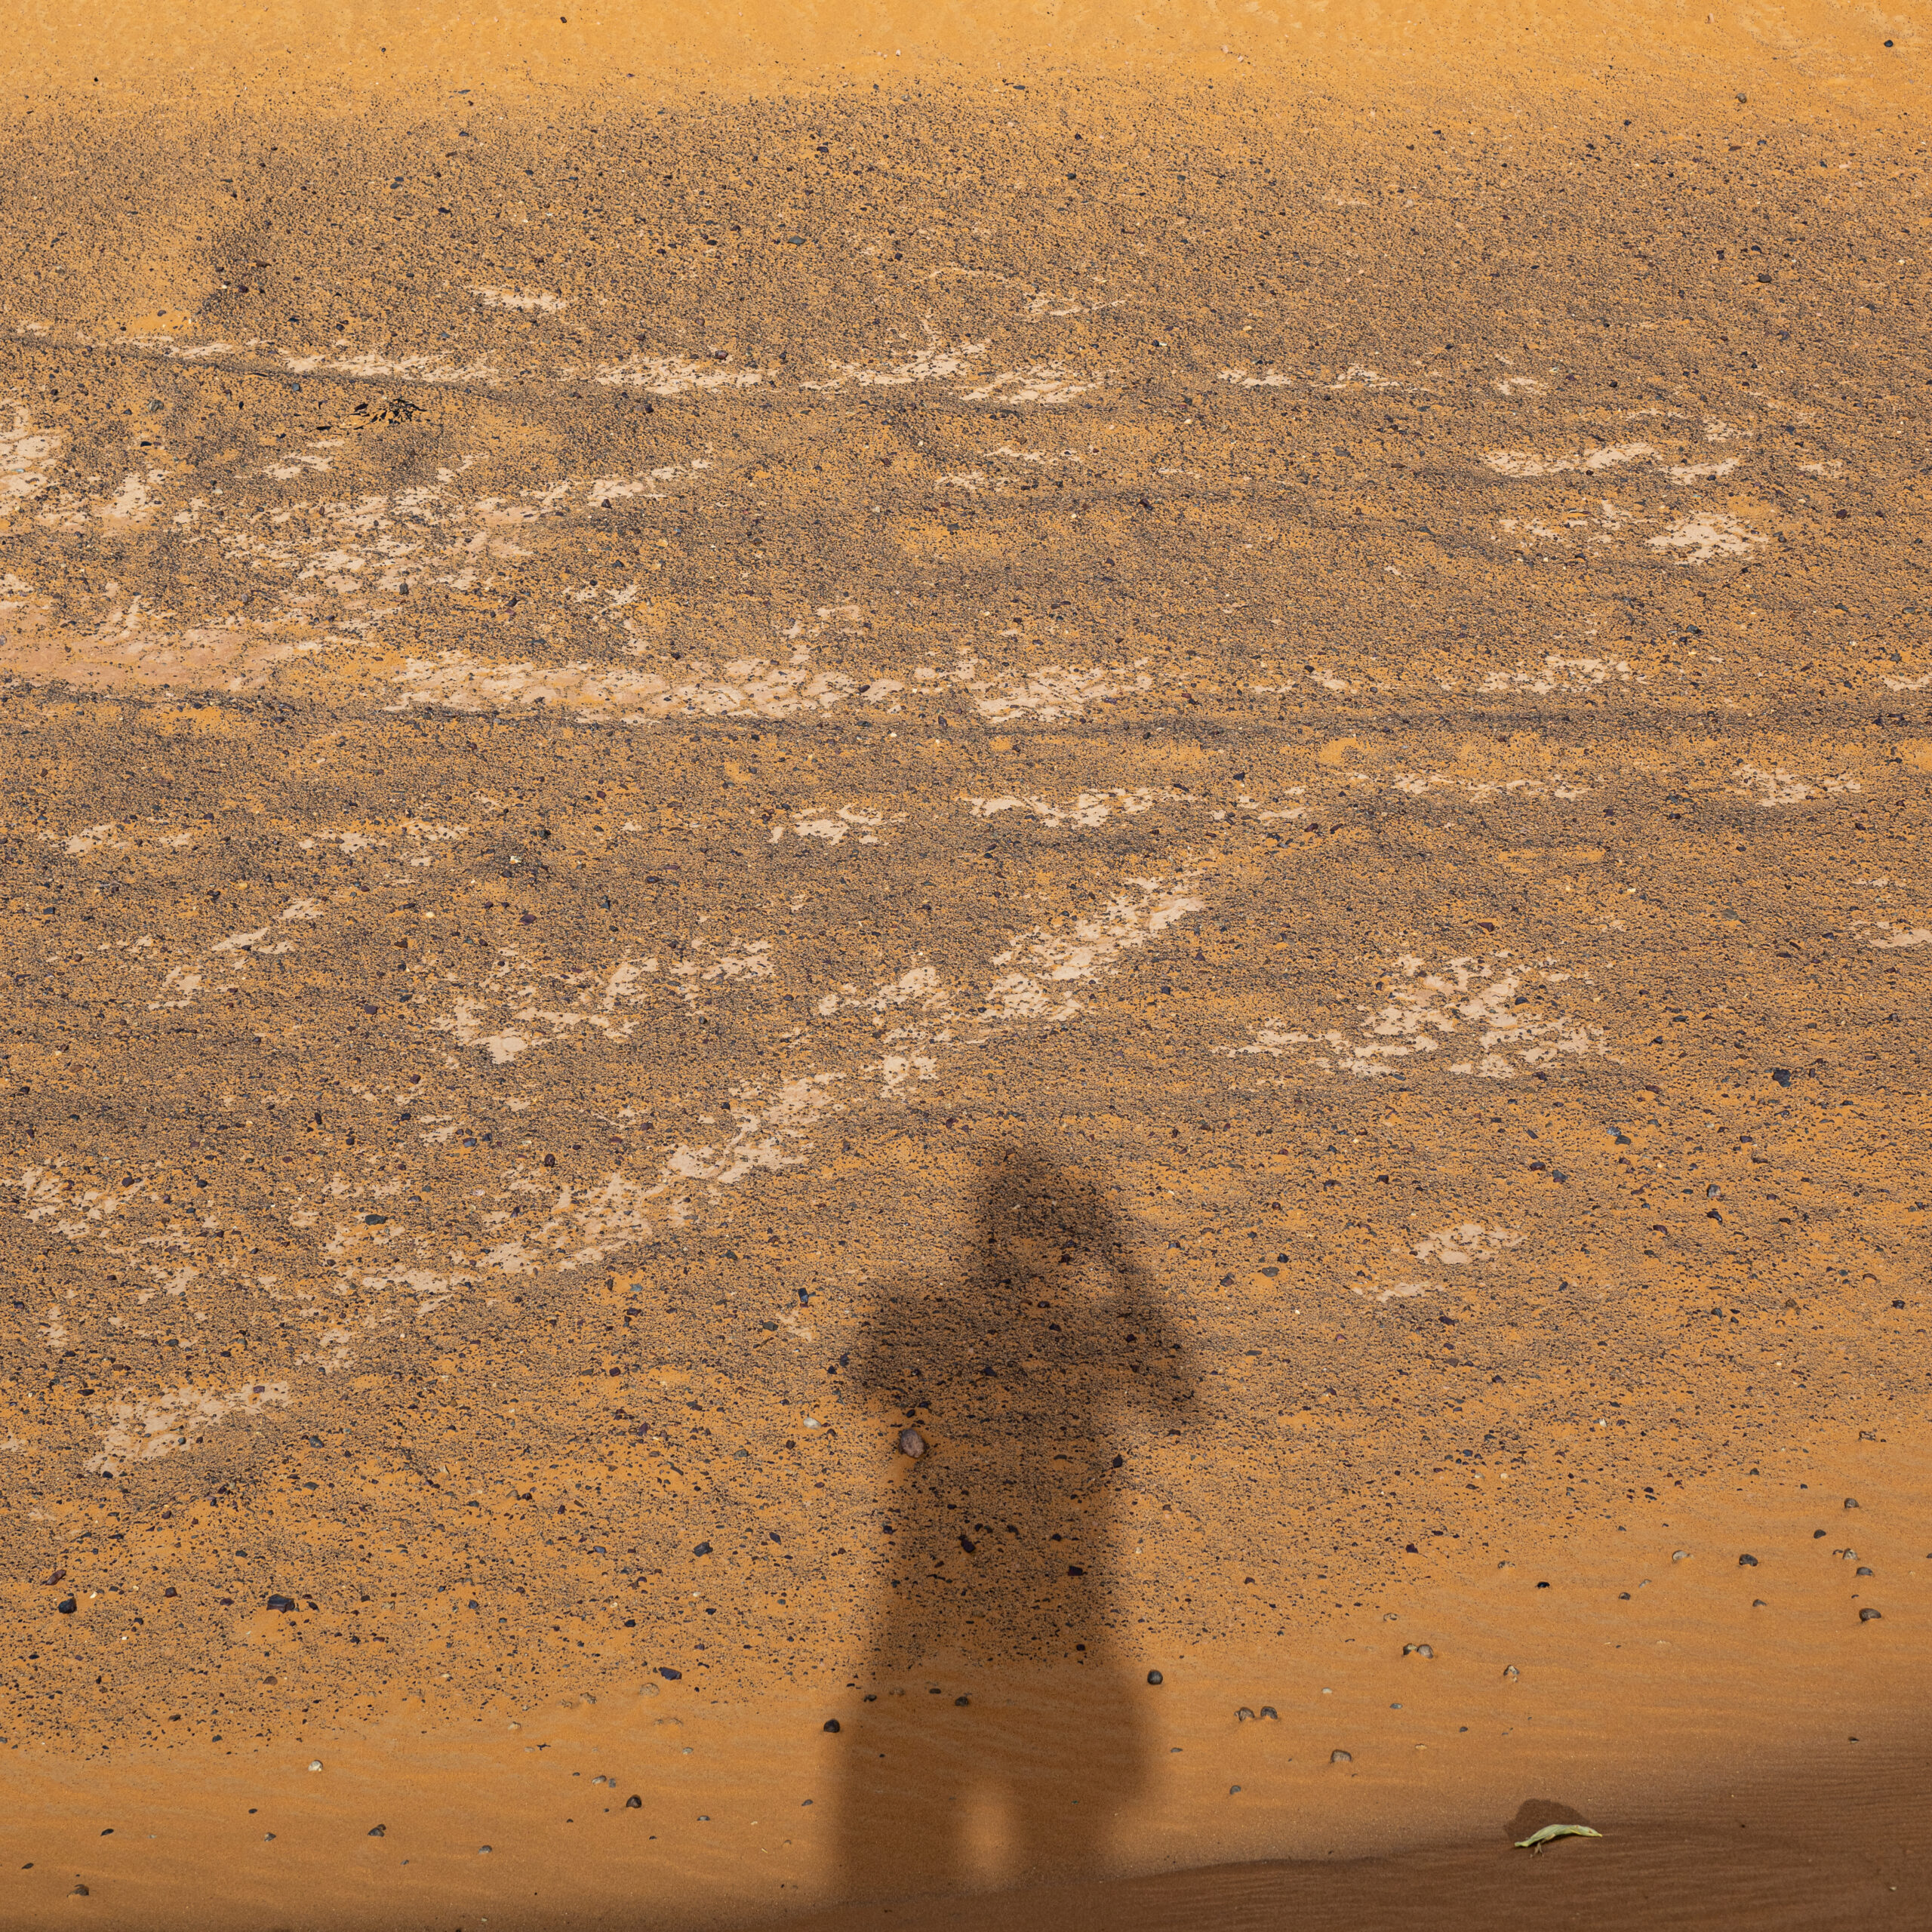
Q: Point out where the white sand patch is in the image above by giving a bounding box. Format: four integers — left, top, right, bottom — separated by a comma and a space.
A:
1732, 765, 1860, 807
1493, 374, 1545, 397
1329, 365, 1401, 391
388, 651, 863, 721
967, 788, 1161, 829
798, 338, 986, 391
145, 920, 300, 1012
1391, 772, 1589, 801
975, 663, 1153, 722
41, 821, 125, 858
472, 285, 568, 313
669, 940, 774, 1008
1414, 1223, 1524, 1266
958, 364, 1104, 405
656, 1074, 843, 1195
1220, 367, 1293, 388
1860, 921, 1932, 950
985, 875, 1204, 1019
85, 1380, 290, 1473
1881, 672, 1932, 691
0, 398, 66, 518
1220, 953, 1611, 1081
1647, 513, 1764, 563
1484, 443, 1657, 478
772, 804, 903, 846
18, 1163, 146, 1238
282, 347, 503, 386
96, 471, 165, 524
592, 353, 761, 395
1475, 656, 1631, 697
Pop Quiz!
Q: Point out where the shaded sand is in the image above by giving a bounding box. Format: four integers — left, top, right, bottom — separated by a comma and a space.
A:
2, 3, 1930, 1926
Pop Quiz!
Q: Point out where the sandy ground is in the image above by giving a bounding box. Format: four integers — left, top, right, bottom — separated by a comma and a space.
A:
2, 3, 1929, 1925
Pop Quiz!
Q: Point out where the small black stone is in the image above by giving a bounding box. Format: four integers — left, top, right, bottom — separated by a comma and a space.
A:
823, 1718, 841, 1733
56, 1597, 76, 1615
1844, 1498, 1861, 1510
1859, 1607, 1883, 1622
1738, 1555, 1758, 1567
955, 1695, 970, 1707
1146, 1669, 1164, 1686
657, 1666, 682, 1680
368, 1824, 386, 1838
626, 1795, 642, 1808
267, 1595, 297, 1612
691, 1543, 712, 1557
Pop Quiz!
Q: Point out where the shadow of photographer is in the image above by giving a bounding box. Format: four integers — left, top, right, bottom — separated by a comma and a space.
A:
830, 1142, 1194, 1902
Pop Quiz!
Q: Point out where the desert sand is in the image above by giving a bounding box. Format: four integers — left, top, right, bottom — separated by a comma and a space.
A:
1, 2, 1927, 1926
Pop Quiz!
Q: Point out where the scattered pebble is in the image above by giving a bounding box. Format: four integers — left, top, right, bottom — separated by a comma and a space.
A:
897, 1428, 927, 1459
1844, 1497, 1861, 1510
267, 1595, 297, 1613
1857, 1567, 1874, 1577
1672, 1550, 1689, 1563
1146, 1670, 1163, 1686
1229, 1784, 1241, 1795
368, 1826, 386, 1838
57, 1598, 76, 1615
1738, 1555, 1758, 1568
1503, 1665, 1519, 1681
1331, 1749, 1352, 1764
1260, 1706, 1278, 1721
1236, 1707, 1256, 1722
1860, 1607, 1883, 1622
691, 1543, 712, 1558
1401, 1642, 1434, 1658
308, 1760, 323, 1772
69, 1886, 88, 1898
823, 1718, 841, 1733
626, 1795, 641, 1809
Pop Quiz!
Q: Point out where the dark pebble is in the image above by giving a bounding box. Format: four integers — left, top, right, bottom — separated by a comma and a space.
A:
1146, 1669, 1164, 1686
626, 1795, 642, 1809
691, 1543, 712, 1557
70, 1887, 89, 1898
657, 1666, 682, 1681
1857, 1567, 1874, 1577
1814, 1530, 1826, 1539
368, 1825, 386, 1838
897, 1428, 927, 1459
57, 1598, 76, 1615
1738, 1555, 1758, 1567
823, 1719, 841, 1733
267, 1595, 296, 1612
1260, 1706, 1279, 1720
1236, 1707, 1256, 1722
1860, 1607, 1883, 1622
1844, 1498, 1861, 1510
955, 1695, 970, 1706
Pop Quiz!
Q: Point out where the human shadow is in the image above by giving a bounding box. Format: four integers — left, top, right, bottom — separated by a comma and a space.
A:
831, 1142, 1194, 1902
